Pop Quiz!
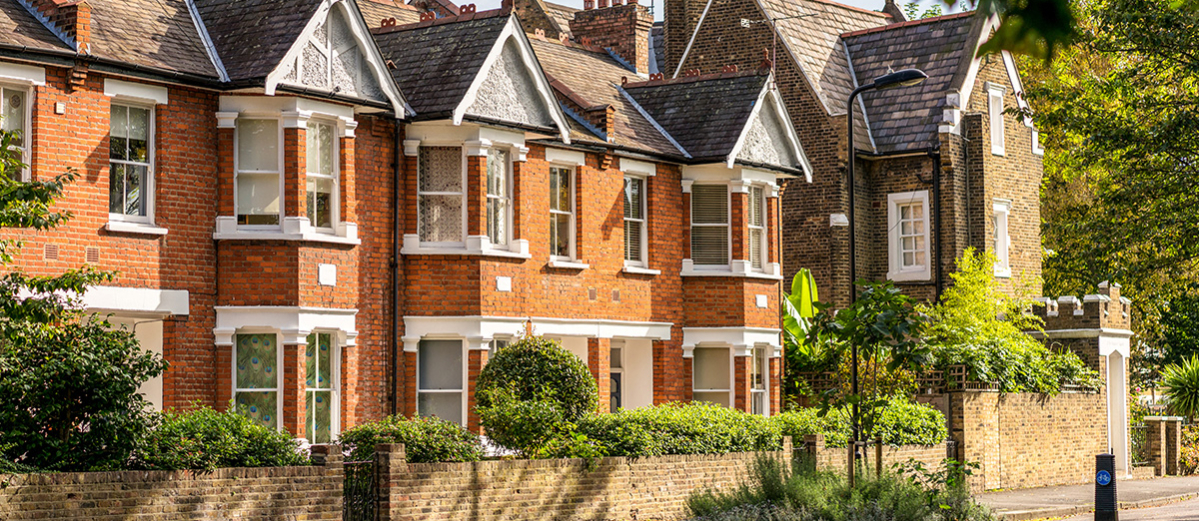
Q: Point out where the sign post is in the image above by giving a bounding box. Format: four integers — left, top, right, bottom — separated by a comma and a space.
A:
1095, 453, 1118, 521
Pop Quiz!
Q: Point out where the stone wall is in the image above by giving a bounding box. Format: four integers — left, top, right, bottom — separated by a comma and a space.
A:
951, 391, 1108, 491
0, 449, 343, 520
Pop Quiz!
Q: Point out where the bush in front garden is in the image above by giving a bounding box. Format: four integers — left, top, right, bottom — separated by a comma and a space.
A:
774, 397, 946, 448
575, 402, 782, 457
338, 415, 483, 463
773, 407, 851, 448
131, 405, 307, 471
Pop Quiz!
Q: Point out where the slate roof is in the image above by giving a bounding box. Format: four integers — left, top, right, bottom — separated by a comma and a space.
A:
0, 0, 72, 52
372, 10, 509, 119
844, 11, 977, 154
623, 73, 768, 161
543, 1, 578, 38
650, 22, 664, 75
88, 0, 218, 78
530, 36, 679, 156
358, 0, 422, 28
194, 0, 324, 81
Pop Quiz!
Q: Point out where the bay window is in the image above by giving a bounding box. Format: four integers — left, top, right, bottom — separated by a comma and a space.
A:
234, 333, 281, 430
109, 104, 153, 220
549, 165, 575, 259
748, 186, 766, 270
418, 146, 465, 243
417, 339, 465, 425
236, 119, 282, 226
691, 184, 729, 266
306, 121, 337, 230
486, 148, 511, 247
692, 347, 731, 407
305, 332, 338, 443
623, 176, 646, 265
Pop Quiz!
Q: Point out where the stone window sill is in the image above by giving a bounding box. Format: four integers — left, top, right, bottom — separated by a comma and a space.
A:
681, 260, 782, 280
622, 264, 661, 276
401, 235, 532, 259
548, 259, 589, 270
106, 221, 168, 236
212, 216, 360, 246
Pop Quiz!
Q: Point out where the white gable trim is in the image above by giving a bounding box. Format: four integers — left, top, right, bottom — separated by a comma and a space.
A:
264, 0, 407, 115
672, 0, 715, 79
453, 16, 571, 143
1001, 50, 1034, 128
945, 13, 1001, 135
185, 0, 230, 82
726, 78, 812, 181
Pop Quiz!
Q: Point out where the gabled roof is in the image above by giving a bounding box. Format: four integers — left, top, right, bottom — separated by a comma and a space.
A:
87, 0, 219, 78
843, 11, 977, 154
542, 0, 577, 38
357, 0, 422, 27
194, 0, 324, 82
0, 0, 72, 52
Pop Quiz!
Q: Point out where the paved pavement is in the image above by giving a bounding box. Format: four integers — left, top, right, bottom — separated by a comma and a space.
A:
976, 475, 1199, 520
1057, 496, 1199, 520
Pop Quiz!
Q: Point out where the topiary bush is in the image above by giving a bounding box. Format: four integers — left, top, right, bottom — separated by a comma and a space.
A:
575, 402, 781, 457
131, 405, 307, 472
338, 415, 483, 463
476, 336, 597, 421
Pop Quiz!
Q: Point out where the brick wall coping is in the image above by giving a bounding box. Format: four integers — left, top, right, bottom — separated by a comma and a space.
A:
400, 450, 785, 473
1144, 416, 1186, 421
0, 464, 330, 487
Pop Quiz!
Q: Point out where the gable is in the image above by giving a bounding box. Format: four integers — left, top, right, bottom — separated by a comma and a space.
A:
267, 0, 406, 114
737, 103, 796, 167
463, 36, 555, 129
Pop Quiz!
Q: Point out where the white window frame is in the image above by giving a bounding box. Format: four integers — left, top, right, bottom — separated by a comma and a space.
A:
692, 346, 732, 407
305, 119, 340, 233
1, 83, 32, 182
993, 199, 1012, 278
108, 102, 155, 225
988, 83, 1006, 156
304, 331, 341, 443
416, 338, 468, 426
750, 346, 768, 416
549, 163, 576, 261
748, 185, 767, 271
623, 174, 649, 268
231, 330, 285, 432
886, 190, 931, 282
690, 183, 731, 270
234, 117, 285, 229
417, 145, 468, 246
485, 147, 514, 249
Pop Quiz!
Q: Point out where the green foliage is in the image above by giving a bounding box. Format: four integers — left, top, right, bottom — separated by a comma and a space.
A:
575, 402, 782, 458
806, 281, 930, 375
903, 2, 944, 19
476, 386, 573, 457
1181, 425, 1199, 475
337, 415, 483, 463
537, 432, 608, 461
687, 453, 995, 521
1162, 355, 1199, 421
774, 398, 946, 449
773, 408, 851, 449
1161, 285, 1199, 369
476, 336, 597, 423
131, 405, 306, 471
923, 249, 1102, 393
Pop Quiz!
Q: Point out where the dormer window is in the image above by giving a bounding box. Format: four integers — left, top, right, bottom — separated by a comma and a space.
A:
236, 118, 283, 227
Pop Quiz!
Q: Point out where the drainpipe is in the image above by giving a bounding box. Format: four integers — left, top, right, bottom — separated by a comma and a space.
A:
390, 117, 402, 417
930, 148, 943, 301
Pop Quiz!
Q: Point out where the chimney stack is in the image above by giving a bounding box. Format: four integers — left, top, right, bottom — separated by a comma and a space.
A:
28, 0, 91, 52
569, 2, 653, 74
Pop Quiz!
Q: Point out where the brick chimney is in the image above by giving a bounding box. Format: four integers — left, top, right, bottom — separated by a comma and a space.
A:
570, 1, 653, 74
27, 0, 91, 52
511, 0, 570, 39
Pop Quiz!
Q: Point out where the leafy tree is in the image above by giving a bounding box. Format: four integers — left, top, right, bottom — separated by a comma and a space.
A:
905, 1, 945, 19
1162, 355, 1199, 422
1161, 285, 1199, 368
0, 129, 166, 471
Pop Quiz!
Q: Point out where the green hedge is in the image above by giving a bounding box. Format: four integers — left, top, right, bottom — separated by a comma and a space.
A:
337, 415, 483, 463
575, 402, 781, 457
131, 406, 307, 471
774, 398, 946, 448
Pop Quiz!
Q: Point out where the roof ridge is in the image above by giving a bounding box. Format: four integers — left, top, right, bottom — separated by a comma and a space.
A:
790, 0, 892, 19
840, 10, 976, 39
527, 30, 610, 55
622, 68, 766, 89
370, 6, 508, 34
362, 0, 420, 11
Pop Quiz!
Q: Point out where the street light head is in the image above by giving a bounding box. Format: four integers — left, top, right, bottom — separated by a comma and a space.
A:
871, 68, 927, 90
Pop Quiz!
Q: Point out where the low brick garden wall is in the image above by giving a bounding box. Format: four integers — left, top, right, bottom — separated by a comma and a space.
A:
0, 446, 343, 520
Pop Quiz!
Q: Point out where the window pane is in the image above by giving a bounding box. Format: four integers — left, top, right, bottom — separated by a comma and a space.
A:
752, 348, 765, 390
419, 194, 462, 242
692, 226, 729, 265
319, 124, 334, 175
125, 165, 146, 216
307, 390, 332, 443
693, 347, 729, 390
694, 391, 729, 407
624, 219, 642, 261
610, 345, 623, 369
3, 90, 24, 146
418, 392, 462, 425
307, 176, 334, 228
624, 177, 642, 219
549, 167, 560, 210
750, 229, 763, 269
487, 148, 508, 197
552, 213, 570, 257
236, 334, 277, 389
235, 391, 277, 430
306, 333, 333, 390
127, 107, 149, 163
750, 187, 764, 226
555, 168, 571, 212
238, 119, 279, 172
238, 173, 280, 222
418, 339, 462, 390
691, 185, 728, 224
488, 198, 507, 245
110, 105, 128, 160
109, 164, 125, 213
419, 147, 461, 193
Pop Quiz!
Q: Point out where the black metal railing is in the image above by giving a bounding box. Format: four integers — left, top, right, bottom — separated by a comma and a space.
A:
1130, 423, 1150, 467
343, 460, 375, 521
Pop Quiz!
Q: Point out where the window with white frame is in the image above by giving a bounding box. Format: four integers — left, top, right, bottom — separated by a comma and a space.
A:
305, 332, 338, 443
306, 120, 337, 230
691, 184, 729, 266
418, 146, 464, 243
623, 176, 646, 265
692, 347, 730, 407
109, 104, 153, 221
236, 119, 282, 226
750, 346, 767, 415
610, 341, 624, 412
988, 84, 1005, 156
748, 186, 766, 270
234, 333, 281, 430
549, 165, 575, 259
417, 339, 464, 425
2, 86, 29, 180
993, 200, 1011, 277
486, 148, 511, 247
887, 190, 931, 282
487, 338, 510, 360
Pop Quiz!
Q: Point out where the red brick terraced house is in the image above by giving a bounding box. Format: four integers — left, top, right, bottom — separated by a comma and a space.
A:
0, 0, 810, 442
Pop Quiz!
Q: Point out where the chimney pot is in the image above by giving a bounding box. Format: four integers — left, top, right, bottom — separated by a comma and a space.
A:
598, 0, 608, 7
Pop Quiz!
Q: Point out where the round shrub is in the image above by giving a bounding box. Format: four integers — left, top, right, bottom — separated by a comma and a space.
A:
338, 415, 483, 463
575, 402, 781, 457
475, 387, 571, 457
131, 405, 307, 471
476, 336, 597, 422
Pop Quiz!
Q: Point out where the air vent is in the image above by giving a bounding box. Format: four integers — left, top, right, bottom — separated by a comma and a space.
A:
44, 244, 58, 260
588, 288, 597, 301
612, 289, 621, 302
85, 247, 100, 264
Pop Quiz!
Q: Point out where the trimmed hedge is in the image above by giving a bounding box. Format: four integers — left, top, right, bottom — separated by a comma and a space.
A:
131, 405, 307, 471
774, 397, 946, 448
575, 402, 782, 457
337, 415, 483, 463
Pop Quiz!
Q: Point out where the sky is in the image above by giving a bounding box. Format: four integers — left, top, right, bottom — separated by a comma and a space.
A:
466, 0, 965, 22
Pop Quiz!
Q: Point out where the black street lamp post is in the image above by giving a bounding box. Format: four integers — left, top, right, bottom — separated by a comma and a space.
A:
845, 68, 926, 484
